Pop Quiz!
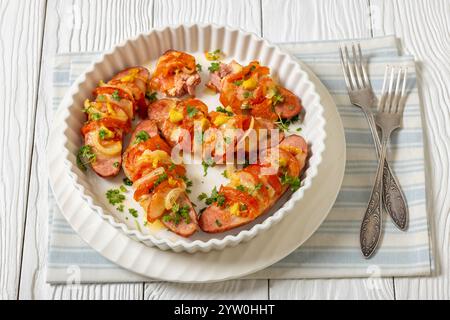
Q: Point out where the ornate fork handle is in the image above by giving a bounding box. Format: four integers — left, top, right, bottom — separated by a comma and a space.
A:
360, 133, 390, 258
363, 108, 408, 230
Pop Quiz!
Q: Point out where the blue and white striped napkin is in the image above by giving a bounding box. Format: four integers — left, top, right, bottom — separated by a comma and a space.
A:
47, 36, 433, 283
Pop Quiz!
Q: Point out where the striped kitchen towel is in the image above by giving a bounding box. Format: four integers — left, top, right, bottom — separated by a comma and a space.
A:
47, 35, 433, 283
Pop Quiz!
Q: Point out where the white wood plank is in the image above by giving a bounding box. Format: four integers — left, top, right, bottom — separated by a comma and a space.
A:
0, 0, 46, 300
262, 0, 372, 41
145, 281, 268, 300
262, 0, 395, 300
153, 0, 261, 34
145, 0, 268, 300
50, 283, 143, 300
371, 0, 450, 300
18, 0, 155, 300
269, 279, 394, 300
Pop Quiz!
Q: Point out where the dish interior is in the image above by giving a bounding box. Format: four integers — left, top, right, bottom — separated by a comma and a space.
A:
64, 27, 323, 245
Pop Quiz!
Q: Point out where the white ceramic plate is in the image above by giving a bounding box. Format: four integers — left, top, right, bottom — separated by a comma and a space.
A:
48, 57, 345, 282
54, 24, 326, 252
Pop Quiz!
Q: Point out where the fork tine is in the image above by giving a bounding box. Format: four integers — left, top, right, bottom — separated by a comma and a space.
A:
339, 46, 352, 90
392, 68, 403, 113
358, 43, 370, 87
352, 43, 365, 88
385, 66, 396, 113
344, 45, 358, 90
352, 44, 362, 88
378, 65, 389, 112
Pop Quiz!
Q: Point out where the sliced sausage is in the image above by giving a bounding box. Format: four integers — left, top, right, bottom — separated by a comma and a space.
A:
160, 194, 198, 237
84, 132, 122, 177
199, 205, 250, 233
274, 87, 303, 119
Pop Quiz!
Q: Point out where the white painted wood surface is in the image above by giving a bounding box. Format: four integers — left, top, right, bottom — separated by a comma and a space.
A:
0, 0, 446, 299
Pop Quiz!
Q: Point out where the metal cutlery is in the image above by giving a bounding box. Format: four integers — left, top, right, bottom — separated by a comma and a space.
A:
339, 44, 409, 258
360, 66, 408, 258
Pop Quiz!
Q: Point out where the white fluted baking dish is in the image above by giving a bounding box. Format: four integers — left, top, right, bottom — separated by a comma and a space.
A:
53, 24, 326, 253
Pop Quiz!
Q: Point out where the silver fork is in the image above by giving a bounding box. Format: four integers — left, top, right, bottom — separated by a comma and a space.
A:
339, 45, 409, 220
360, 66, 408, 258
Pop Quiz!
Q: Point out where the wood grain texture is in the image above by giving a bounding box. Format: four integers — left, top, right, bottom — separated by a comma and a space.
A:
153, 0, 261, 34
371, 0, 450, 300
0, 0, 46, 300
145, 281, 268, 300
18, 0, 155, 300
49, 283, 143, 300
262, 0, 395, 300
261, 0, 372, 41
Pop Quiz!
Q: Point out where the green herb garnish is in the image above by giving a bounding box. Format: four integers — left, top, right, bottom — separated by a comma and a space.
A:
236, 185, 246, 192
196, 63, 202, 72
233, 80, 243, 86
134, 130, 150, 144
106, 189, 125, 205
146, 91, 157, 102
117, 204, 124, 212
153, 172, 168, 189
111, 90, 121, 101
123, 177, 133, 186
215, 219, 222, 227
280, 172, 301, 191
202, 158, 216, 176
187, 105, 199, 118
128, 208, 138, 218
208, 62, 220, 72
119, 185, 127, 193
199, 187, 226, 207
216, 106, 233, 116
113, 161, 120, 168
76, 145, 96, 171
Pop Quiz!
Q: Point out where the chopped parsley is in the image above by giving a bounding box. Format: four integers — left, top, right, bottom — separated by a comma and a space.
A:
196, 63, 202, 72
198, 187, 226, 207
236, 185, 246, 192
113, 161, 120, 168
275, 114, 300, 132
153, 172, 168, 189
272, 91, 284, 105
106, 189, 125, 205
168, 162, 176, 171
76, 145, 96, 171
123, 177, 133, 186
215, 219, 222, 227
98, 127, 113, 140
222, 170, 229, 178
202, 158, 216, 176
134, 130, 150, 144
181, 175, 193, 194
96, 94, 106, 102
243, 91, 252, 99
216, 106, 233, 116
119, 185, 127, 193
208, 62, 220, 72
206, 49, 222, 61
187, 105, 199, 118
162, 203, 191, 225
280, 172, 301, 191
128, 208, 138, 218
116, 204, 124, 212
111, 90, 121, 101
233, 80, 243, 86
91, 113, 102, 121
146, 91, 157, 102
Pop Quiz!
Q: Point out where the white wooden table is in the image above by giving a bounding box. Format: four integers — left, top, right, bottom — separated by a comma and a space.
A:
1, 0, 449, 300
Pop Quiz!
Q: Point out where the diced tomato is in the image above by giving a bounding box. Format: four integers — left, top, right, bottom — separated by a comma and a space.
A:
94, 86, 134, 103
220, 186, 259, 217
